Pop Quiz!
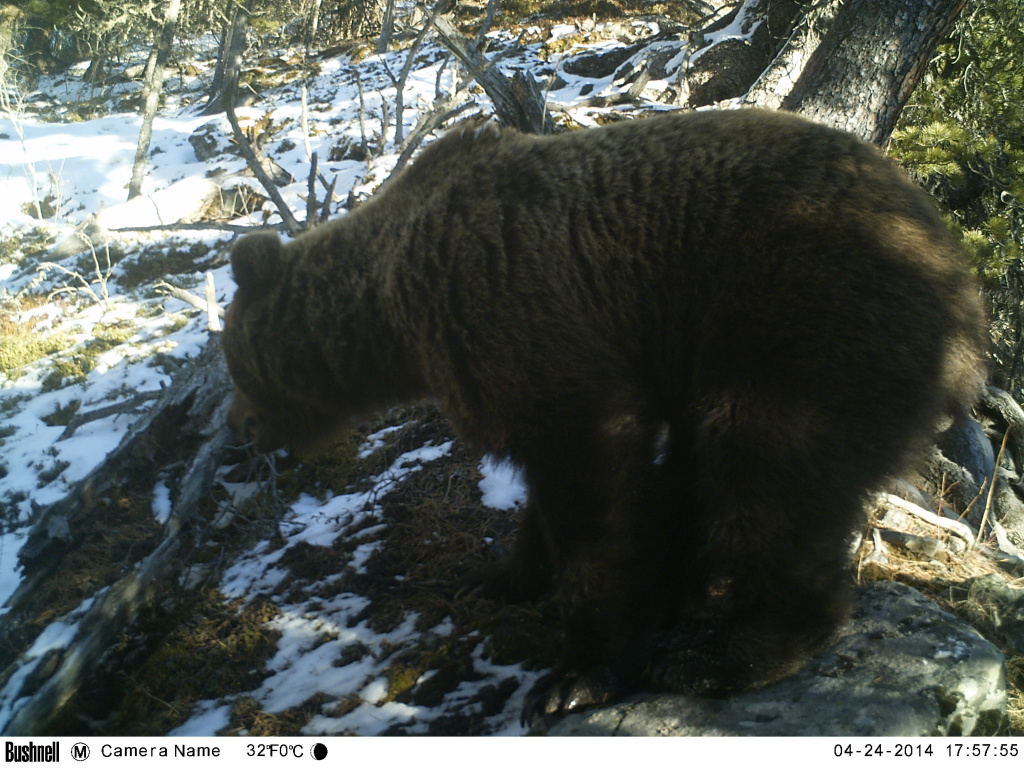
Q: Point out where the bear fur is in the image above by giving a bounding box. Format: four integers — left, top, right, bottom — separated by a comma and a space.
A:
221, 109, 987, 721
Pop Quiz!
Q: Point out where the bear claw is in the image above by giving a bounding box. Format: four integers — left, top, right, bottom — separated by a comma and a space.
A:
521, 669, 623, 728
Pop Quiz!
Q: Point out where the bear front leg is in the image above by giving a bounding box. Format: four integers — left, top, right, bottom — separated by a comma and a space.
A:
514, 410, 669, 724
463, 497, 554, 602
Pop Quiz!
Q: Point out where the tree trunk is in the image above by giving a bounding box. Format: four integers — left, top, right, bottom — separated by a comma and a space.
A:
377, 0, 397, 53
127, 0, 182, 200
726, 0, 968, 144
306, 0, 326, 56
764, 0, 969, 145
202, 0, 255, 115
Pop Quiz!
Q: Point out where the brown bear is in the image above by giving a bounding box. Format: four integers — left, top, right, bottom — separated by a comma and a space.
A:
221, 109, 987, 722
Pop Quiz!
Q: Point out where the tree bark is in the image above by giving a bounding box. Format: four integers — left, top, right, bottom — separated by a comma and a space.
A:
768, 0, 969, 145
202, 0, 255, 116
305, 0, 326, 56
568, 0, 967, 147
377, 0, 397, 53
700, 0, 968, 145
127, 0, 182, 200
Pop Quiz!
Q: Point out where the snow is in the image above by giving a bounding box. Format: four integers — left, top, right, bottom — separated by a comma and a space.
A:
0, 594, 96, 731
0, 21, 663, 735
479, 456, 527, 510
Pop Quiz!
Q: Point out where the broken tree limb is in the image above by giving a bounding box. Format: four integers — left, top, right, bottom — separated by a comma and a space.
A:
877, 493, 976, 547
428, 13, 553, 134
155, 280, 227, 320
58, 390, 163, 441
206, 271, 222, 333
110, 221, 280, 235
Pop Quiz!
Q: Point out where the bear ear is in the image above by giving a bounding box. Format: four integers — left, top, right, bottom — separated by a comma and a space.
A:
231, 231, 284, 294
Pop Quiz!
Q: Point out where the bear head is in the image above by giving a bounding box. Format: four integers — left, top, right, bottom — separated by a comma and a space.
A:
222, 231, 348, 452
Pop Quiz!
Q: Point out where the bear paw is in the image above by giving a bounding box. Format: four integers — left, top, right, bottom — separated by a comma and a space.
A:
521, 668, 623, 727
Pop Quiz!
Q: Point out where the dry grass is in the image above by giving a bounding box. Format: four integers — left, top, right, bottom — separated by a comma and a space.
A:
857, 501, 1024, 734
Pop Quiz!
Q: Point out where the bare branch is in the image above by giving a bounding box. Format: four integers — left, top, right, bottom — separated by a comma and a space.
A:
427, 10, 553, 134
59, 390, 163, 441
110, 221, 283, 234
155, 280, 227, 320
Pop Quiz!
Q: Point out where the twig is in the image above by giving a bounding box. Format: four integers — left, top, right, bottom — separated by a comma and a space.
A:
59, 390, 164, 440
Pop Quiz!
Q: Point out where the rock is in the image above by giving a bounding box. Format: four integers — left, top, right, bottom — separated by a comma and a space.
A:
541, 582, 1007, 736
954, 574, 1024, 655
938, 412, 995, 489
122, 63, 147, 82
189, 120, 231, 162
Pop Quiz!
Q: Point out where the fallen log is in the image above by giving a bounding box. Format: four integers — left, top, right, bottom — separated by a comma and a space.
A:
0, 336, 234, 735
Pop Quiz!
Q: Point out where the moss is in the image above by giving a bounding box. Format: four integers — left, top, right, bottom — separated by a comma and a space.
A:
40, 356, 91, 392
39, 322, 140, 391
0, 331, 74, 378
0, 226, 57, 267
0, 394, 28, 417
35, 457, 70, 487
84, 321, 137, 353
385, 663, 425, 701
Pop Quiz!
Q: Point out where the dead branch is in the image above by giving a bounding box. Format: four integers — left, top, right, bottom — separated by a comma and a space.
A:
390, 98, 477, 178
877, 493, 976, 547
224, 80, 304, 236
205, 271, 222, 333
109, 221, 283, 234
383, 0, 449, 147
154, 280, 227, 319
427, 10, 553, 134
307, 151, 321, 227
58, 390, 163, 441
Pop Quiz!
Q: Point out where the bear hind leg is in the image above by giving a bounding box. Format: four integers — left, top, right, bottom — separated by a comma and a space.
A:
646, 401, 870, 696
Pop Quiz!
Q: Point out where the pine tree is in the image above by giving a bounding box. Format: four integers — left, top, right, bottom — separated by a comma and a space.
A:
892, 0, 1024, 392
